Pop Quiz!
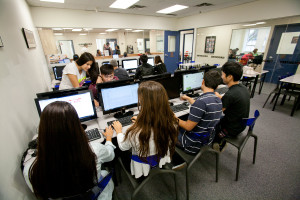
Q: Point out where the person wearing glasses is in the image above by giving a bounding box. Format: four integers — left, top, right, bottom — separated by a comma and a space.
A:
88, 64, 119, 107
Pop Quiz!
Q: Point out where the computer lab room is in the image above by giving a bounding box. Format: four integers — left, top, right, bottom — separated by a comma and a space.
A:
0, 0, 300, 199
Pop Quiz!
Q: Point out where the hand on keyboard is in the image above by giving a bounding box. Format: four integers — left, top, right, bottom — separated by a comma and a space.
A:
103, 126, 113, 141
112, 121, 122, 134
131, 116, 137, 123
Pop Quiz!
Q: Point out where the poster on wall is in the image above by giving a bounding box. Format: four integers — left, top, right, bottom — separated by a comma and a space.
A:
22, 28, 36, 48
276, 32, 300, 54
205, 36, 216, 53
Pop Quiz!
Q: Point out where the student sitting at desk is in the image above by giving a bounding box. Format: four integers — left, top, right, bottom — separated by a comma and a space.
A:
112, 81, 178, 179
154, 55, 167, 74
59, 52, 96, 90
89, 64, 119, 107
134, 54, 154, 80
110, 59, 129, 80
213, 61, 250, 152
176, 70, 223, 154
22, 101, 115, 200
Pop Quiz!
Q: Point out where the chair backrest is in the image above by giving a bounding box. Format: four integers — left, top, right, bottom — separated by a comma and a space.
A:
242, 110, 260, 132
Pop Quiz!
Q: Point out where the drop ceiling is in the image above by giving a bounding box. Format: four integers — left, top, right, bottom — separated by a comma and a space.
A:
27, 0, 257, 18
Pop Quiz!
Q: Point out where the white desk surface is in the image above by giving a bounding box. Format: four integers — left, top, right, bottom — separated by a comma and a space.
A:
280, 74, 300, 84
243, 70, 269, 77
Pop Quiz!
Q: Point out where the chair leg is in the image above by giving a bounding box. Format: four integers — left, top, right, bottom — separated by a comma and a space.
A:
291, 96, 299, 117
216, 152, 219, 182
280, 94, 287, 105
186, 167, 189, 200
253, 136, 258, 164
236, 151, 241, 181
174, 174, 179, 200
270, 93, 277, 104
263, 93, 273, 108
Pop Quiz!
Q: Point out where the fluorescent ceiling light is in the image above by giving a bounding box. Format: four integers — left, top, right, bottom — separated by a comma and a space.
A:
63, 28, 73, 29
132, 30, 143, 32
256, 22, 266, 25
243, 24, 257, 27
40, 0, 64, 3
106, 29, 118, 32
84, 28, 93, 31
54, 33, 63, 35
72, 28, 82, 31
99, 33, 107, 35
157, 4, 188, 14
79, 33, 87, 35
125, 29, 133, 31
109, 0, 139, 9
52, 28, 63, 30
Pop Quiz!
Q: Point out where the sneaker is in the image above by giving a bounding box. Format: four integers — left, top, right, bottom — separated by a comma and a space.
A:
213, 141, 227, 152
172, 162, 186, 170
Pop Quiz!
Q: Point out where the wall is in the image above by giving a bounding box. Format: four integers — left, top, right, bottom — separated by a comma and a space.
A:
30, 7, 177, 31
0, 0, 51, 199
176, 0, 300, 30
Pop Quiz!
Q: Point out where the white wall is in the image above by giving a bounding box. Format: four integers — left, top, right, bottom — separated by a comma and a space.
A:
0, 0, 51, 199
30, 7, 177, 31
176, 0, 300, 30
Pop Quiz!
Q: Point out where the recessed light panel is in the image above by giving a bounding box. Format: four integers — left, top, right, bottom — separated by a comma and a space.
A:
243, 24, 257, 27
79, 33, 87, 35
54, 33, 63, 36
110, 0, 139, 9
157, 4, 188, 14
256, 22, 266, 25
106, 29, 118, 32
72, 29, 82, 32
40, 0, 64, 3
99, 33, 107, 35
132, 30, 143, 32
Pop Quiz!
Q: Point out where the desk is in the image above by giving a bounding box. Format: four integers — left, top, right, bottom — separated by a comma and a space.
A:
272, 74, 300, 115
243, 70, 269, 98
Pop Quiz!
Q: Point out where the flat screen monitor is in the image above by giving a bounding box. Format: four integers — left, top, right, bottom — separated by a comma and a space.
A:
140, 72, 171, 82
35, 88, 97, 122
113, 54, 119, 59
102, 61, 110, 65
52, 65, 65, 80
182, 71, 204, 93
99, 82, 139, 115
147, 57, 154, 66
155, 76, 181, 99
122, 59, 138, 70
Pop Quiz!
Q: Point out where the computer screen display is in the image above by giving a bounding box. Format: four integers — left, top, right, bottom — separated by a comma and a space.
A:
102, 61, 110, 65
35, 89, 97, 122
52, 66, 65, 80
183, 72, 204, 92
155, 76, 181, 99
147, 57, 154, 66
113, 54, 119, 59
100, 83, 139, 114
122, 59, 138, 70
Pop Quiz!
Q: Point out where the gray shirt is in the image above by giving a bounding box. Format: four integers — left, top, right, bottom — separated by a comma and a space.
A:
114, 68, 130, 80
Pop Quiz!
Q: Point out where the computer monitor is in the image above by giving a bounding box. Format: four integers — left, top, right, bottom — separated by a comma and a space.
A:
182, 71, 205, 97
102, 60, 119, 66
34, 88, 97, 122
140, 72, 171, 82
99, 82, 139, 118
155, 76, 181, 100
147, 57, 154, 66
122, 59, 138, 70
113, 54, 119, 59
52, 65, 65, 81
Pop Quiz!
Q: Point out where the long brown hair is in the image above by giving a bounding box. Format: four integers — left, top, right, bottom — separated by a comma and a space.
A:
30, 101, 97, 199
125, 81, 178, 160
154, 55, 163, 65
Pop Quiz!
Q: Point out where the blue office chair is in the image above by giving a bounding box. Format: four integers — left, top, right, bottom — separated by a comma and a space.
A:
224, 110, 260, 181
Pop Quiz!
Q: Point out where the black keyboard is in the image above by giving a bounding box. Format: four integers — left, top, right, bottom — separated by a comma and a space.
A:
85, 128, 102, 142
170, 103, 189, 113
107, 115, 135, 127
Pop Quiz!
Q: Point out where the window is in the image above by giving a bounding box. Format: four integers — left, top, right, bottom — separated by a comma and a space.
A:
96, 39, 105, 51
243, 29, 258, 52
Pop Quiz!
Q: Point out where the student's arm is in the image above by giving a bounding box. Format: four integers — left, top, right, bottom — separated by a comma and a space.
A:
215, 92, 222, 99
181, 95, 195, 104
113, 121, 132, 151
178, 119, 198, 131
97, 126, 115, 163
67, 74, 80, 88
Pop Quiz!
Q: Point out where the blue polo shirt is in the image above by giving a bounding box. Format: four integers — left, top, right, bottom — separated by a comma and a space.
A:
178, 92, 222, 154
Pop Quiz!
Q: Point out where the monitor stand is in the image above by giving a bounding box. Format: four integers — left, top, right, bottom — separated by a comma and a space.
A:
114, 108, 134, 119
186, 91, 199, 98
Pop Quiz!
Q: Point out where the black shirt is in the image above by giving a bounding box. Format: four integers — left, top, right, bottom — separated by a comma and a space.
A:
221, 83, 250, 136
154, 63, 167, 74
134, 63, 154, 79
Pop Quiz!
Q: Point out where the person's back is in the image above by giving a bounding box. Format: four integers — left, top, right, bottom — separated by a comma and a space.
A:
114, 68, 130, 80
154, 55, 167, 74
135, 54, 154, 79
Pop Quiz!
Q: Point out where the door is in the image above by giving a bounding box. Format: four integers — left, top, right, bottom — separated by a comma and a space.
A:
164, 31, 180, 73
263, 23, 300, 83
58, 40, 75, 59
144, 38, 150, 53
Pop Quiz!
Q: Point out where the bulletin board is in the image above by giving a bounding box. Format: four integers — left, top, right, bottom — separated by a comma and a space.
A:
205, 36, 216, 53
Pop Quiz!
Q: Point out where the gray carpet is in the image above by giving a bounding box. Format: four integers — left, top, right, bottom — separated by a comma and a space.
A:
114, 83, 300, 200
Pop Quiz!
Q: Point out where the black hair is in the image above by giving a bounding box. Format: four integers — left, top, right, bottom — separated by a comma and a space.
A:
73, 54, 79, 61
106, 42, 109, 46
204, 70, 222, 90
123, 52, 128, 57
76, 52, 95, 66
116, 45, 119, 49
140, 54, 148, 63
221, 61, 243, 81
89, 63, 99, 84
100, 64, 114, 75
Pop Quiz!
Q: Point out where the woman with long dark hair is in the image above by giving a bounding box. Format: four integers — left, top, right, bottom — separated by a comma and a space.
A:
112, 81, 178, 178
59, 52, 96, 90
154, 55, 167, 74
23, 101, 115, 199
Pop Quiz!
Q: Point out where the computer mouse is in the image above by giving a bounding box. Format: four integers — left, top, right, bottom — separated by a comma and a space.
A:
183, 102, 189, 106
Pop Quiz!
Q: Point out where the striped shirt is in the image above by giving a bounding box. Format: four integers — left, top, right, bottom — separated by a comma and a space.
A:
178, 92, 222, 154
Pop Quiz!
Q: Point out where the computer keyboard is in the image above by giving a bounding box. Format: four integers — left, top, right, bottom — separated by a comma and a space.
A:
170, 103, 189, 113
107, 115, 135, 127
85, 128, 102, 142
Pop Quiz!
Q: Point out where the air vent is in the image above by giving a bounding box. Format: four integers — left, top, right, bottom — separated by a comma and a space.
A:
166, 14, 177, 16
128, 5, 146, 9
195, 3, 214, 7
